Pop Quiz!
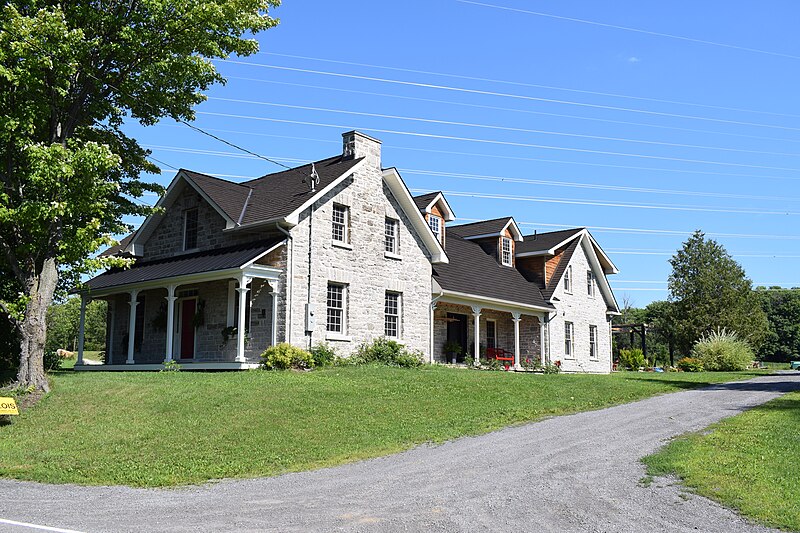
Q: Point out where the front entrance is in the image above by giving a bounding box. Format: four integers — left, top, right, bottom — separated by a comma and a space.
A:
446, 313, 468, 363
179, 298, 196, 359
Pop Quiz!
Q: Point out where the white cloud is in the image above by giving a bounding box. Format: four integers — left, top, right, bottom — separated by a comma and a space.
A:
627, 56, 641, 63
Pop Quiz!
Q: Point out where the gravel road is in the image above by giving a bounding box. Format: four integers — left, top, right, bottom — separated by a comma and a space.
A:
2, 372, 798, 533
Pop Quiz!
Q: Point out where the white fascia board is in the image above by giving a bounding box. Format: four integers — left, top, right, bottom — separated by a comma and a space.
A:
439, 290, 553, 314
515, 250, 551, 258
587, 232, 620, 274
581, 236, 620, 313
505, 218, 524, 241
283, 159, 367, 225
516, 229, 586, 258
382, 168, 449, 264
128, 171, 238, 254
423, 192, 456, 222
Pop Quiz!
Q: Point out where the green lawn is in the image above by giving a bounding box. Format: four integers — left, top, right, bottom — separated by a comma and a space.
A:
0, 366, 768, 487
644, 391, 800, 531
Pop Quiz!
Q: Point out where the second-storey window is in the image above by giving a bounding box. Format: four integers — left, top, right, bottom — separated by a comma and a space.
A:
384, 292, 400, 337
564, 265, 573, 293
587, 271, 595, 297
183, 208, 198, 250
501, 237, 512, 266
589, 325, 598, 359
564, 321, 574, 358
428, 215, 442, 242
332, 204, 349, 243
326, 283, 346, 333
384, 218, 398, 254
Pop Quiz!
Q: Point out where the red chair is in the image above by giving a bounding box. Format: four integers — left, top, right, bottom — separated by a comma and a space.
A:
486, 347, 514, 369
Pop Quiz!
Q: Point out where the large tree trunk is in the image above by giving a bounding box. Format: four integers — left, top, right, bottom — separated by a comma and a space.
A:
16, 257, 58, 393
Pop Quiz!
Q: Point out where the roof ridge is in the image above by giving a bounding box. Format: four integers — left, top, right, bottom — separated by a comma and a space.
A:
450, 216, 513, 228
182, 169, 253, 190
522, 227, 585, 239
241, 154, 344, 185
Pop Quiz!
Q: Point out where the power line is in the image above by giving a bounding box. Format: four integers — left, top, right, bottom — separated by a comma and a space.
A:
210, 97, 800, 159
218, 60, 800, 133
259, 52, 800, 120
197, 111, 800, 173
456, 0, 800, 61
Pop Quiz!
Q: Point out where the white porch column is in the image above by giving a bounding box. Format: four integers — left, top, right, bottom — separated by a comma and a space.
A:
540, 313, 547, 365
512, 312, 521, 370
164, 284, 178, 363
107, 300, 115, 365
127, 289, 140, 365
236, 276, 251, 363
267, 280, 278, 348
76, 293, 88, 366
429, 302, 437, 364
471, 305, 482, 364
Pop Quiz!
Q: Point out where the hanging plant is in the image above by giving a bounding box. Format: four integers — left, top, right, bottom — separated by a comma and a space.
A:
193, 299, 206, 328
150, 302, 168, 331
221, 326, 237, 346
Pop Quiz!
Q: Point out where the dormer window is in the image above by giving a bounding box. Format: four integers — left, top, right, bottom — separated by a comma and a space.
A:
501, 237, 512, 266
428, 215, 442, 243
183, 208, 198, 250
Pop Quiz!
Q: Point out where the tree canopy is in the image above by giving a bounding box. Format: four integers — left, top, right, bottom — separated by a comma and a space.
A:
754, 287, 800, 362
0, 0, 280, 390
668, 231, 767, 354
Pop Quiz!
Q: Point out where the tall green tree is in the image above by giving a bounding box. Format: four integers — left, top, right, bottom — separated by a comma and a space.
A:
754, 287, 800, 362
45, 298, 107, 353
668, 231, 767, 354
0, 0, 280, 391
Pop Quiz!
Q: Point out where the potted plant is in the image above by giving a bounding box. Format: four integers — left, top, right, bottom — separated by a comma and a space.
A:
442, 341, 462, 364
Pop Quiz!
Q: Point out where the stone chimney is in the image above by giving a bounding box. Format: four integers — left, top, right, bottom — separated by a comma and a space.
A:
342, 130, 381, 169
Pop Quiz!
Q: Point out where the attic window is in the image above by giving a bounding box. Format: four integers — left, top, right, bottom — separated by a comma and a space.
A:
501, 237, 512, 266
428, 215, 442, 243
564, 265, 573, 293
183, 208, 198, 250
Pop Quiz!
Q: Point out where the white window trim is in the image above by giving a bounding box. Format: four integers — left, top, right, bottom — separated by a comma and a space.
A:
589, 325, 598, 360
486, 319, 497, 349
564, 321, 575, 359
384, 217, 400, 258
332, 204, 349, 245
384, 291, 401, 339
428, 215, 443, 243
564, 265, 573, 294
183, 208, 199, 251
500, 237, 512, 267
587, 270, 596, 298
326, 282, 347, 337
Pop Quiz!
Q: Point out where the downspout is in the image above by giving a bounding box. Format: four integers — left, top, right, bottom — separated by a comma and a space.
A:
306, 204, 314, 350
430, 289, 444, 364
277, 225, 293, 345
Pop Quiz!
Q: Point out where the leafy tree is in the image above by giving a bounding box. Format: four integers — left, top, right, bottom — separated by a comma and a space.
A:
754, 287, 800, 362
45, 298, 107, 353
612, 302, 675, 366
0, 0, 280, 391
668, 231, 767, 355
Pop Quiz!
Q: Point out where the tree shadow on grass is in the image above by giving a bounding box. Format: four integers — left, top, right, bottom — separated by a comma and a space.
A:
620, 372, 800, 393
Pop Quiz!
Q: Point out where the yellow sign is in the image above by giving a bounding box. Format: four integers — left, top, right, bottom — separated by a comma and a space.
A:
0, 397, 19, 416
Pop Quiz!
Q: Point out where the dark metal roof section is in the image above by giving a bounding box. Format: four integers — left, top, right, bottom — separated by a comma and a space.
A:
433, 233, 553, 309
412, 191, 442, 212
517, 228, 585, 255
541, 238, 580, 300
449, 217, 514, 238
237, 155, 364, 225
86, 239, 283, 291
98, 233, 135, 258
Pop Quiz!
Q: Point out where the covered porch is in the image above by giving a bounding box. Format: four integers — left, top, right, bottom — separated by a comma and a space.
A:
430, 292, 551, 369
75, 242, 284, 370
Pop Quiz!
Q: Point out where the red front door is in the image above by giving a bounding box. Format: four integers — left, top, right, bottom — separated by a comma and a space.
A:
180, 299, 196, 359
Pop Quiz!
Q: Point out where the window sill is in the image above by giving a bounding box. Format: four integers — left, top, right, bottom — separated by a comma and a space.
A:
332, 241, 353, 250
384, 251, 402, 260
326, 332, 352, 342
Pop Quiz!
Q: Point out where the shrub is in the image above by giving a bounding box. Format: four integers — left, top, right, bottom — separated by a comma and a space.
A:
310, 342, 337, 367
676, 357, 704, 372
479, 357, 502, 371
260, 343, 315, 371
521, 356, 542, 371
43, 350, 62, 372
691, 329, 754, 371
543, 362, 561, 374
619, 348, 645, 370
161, 360, 182, 372
352, 337, 423, 368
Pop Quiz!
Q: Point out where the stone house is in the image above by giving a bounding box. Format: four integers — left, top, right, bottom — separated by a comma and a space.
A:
77, 130, 619, 372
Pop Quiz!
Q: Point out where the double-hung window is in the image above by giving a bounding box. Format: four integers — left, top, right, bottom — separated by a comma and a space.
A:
564, 321, 574, 358
384, 292, 400, 337
501, 237, 512, 266
589, 325, 598, 360
587, 271, 595, 297
332, 204, 349, 244
326, 283, 346, 333
384, 218, 399, 254
486, 320, 497, 349
428, 215, 442, 243
564, 265, 573, 293
183, 208, 198, 250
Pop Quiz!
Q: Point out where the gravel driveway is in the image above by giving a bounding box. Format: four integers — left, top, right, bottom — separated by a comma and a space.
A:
2, 372, 799, 533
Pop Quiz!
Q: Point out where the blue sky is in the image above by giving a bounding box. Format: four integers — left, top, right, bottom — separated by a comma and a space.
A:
123, 0, 800, 307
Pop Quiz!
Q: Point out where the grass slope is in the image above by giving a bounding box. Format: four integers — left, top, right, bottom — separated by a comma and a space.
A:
644, 390, 800, 531
0, 366, 766, 487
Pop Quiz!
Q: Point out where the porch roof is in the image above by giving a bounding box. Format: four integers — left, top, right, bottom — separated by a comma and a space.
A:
85, 239, 283, 292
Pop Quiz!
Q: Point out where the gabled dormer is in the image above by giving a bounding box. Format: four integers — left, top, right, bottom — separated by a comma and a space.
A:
412, 191, 455, 248
448, 217, 523, 267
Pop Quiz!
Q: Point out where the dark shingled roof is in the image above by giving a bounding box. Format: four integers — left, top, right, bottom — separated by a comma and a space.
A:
517, 228, 584, 255
433, 233, 553, 310
99, 233, 135, 258
86, 239, 283, 291
449, 217, 514, 239
412, 191, 441, 213
542, 238, 580, 300
238, 155, 364, 225
183, 170, 252, 223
